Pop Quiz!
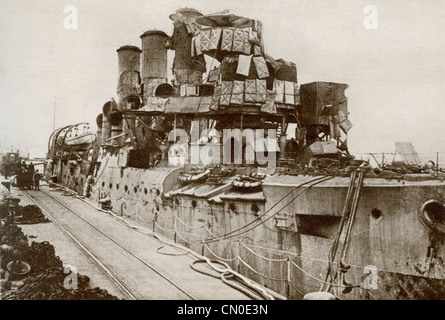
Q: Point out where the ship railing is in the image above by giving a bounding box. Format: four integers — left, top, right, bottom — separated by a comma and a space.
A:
119, 198, 157, 225
119, 198, 314, 295
111, 192, 375, 299
95, 190, 375, 299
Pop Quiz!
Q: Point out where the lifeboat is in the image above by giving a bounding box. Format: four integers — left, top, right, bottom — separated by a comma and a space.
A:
53, 123, 96, 149
65, 132, 96, 146
178, 168, 211, 184
232, 174, 265, 192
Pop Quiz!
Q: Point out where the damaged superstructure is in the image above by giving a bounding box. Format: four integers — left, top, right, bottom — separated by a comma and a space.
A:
45, 8, 445, 300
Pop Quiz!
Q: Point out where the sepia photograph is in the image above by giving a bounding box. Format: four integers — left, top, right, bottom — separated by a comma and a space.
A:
1, 0, 445, 306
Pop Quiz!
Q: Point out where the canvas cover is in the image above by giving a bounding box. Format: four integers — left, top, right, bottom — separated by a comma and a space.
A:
309, 141, 338, 155
275, 61, 298, 82
395, 142, 421, 166
195, 13, 255, 29
236, 54, 252, 76
164, 96, 212, 114
340, 119, 353, 133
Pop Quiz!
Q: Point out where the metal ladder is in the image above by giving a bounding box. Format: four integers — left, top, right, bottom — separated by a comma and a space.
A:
321, 165, 366, 295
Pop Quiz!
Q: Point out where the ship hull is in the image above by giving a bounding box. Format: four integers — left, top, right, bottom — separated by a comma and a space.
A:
45, 153, 445, 300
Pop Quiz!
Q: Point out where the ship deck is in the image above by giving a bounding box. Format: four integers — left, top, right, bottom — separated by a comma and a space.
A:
263, 172, 445, 188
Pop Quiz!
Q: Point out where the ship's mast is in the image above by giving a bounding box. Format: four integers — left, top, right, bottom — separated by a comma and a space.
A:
53, 96, 56, 132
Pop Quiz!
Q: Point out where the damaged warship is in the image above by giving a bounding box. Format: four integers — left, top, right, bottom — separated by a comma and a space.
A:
44, 8, 445, 300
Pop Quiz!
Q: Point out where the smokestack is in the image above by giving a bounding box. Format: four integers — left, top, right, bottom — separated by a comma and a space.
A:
117, 45, 141, 75
116, 45, 141, 141
169, 8, 206, 86
140, 30, 169, 101
96, 113, 103, 146
102, 100, 117, 146
116, 45, 141, 106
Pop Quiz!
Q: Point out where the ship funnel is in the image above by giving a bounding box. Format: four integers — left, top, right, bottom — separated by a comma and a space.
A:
116, 45, 141, 141
101, 100, 117, 146
96, 113, 103, 146
117, 45, 141, 75
140, 30, 169, 100
116, 45, 141, 107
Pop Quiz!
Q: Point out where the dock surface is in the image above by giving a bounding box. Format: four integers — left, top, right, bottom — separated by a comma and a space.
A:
10, 183, 251, 300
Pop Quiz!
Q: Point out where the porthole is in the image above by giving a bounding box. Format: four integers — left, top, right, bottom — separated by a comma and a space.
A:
251, 203, 260, 216
370, 208, 382, 219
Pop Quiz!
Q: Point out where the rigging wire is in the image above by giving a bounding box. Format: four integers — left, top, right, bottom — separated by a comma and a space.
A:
200, 175, 334, 244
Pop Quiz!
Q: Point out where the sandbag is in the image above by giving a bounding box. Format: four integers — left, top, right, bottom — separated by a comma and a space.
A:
220, 81, 233, 106
244, 79, 256, 103
253, 56, 269, 79
284, 81, 295, 105
256, 79, 267, 103
230, 80, 244, 105
221, 28, 234, 51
